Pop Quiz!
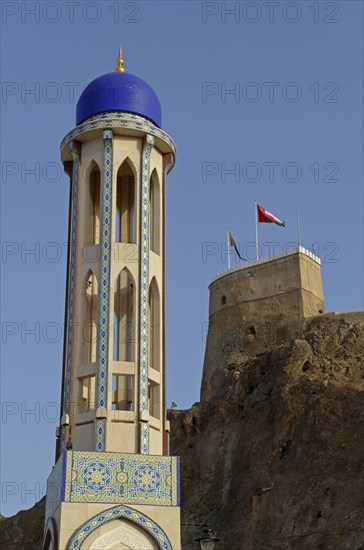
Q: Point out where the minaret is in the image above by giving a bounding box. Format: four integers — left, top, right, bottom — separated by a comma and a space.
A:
43, 50, 181, 550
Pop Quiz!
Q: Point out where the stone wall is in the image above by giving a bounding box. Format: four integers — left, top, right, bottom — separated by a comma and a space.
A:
201, 250, 325, 401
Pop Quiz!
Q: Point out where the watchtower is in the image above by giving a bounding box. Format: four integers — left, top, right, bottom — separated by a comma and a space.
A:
201, 248, 325, 401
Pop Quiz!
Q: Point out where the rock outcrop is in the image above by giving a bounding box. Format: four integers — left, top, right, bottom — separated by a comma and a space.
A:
0, 497, 45, 549
1, 313, 363, 550
170, 314, 364, 549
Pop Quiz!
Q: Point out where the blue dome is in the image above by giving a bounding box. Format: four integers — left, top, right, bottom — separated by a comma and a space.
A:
76, 72, 162, 127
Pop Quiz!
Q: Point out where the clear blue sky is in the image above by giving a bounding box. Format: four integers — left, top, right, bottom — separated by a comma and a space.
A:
1, 1, 363, 516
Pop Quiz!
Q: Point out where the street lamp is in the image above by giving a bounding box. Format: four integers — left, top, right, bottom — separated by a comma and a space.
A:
195, 523, 220, 550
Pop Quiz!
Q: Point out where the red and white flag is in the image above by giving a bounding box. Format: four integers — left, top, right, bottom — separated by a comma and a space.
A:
257, 204, 285, 227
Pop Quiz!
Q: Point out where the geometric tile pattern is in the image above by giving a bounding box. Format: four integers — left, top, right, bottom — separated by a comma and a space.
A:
62, 140, 81, 452
95, 130, 113, 451
44, 450, 179, 521
139, 134, 155, 454
140, 421, 150, 460
95, 418, 105, 455
67, 503, 172, 550
64, 450, 179, 506
60, 111, 176, 163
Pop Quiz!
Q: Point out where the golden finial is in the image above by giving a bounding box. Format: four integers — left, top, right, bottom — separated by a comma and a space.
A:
115, 46, 125, 73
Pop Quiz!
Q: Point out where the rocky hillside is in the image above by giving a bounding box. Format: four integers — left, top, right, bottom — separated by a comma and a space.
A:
171, 314, 364, 549
0, 497, 45, 549
1, 314, 363, 550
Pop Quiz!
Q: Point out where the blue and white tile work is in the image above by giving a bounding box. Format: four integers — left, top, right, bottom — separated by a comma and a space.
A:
45, 450, 179, 510
60, 112, 176, 163
65, 450, 179, 506
94, 130, 113, 451
67, 503, 172, 550
139, 134, 155, 454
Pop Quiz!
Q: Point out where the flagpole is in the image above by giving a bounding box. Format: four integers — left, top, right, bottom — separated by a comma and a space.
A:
255, 201, 259, 261
296, 210, 301, 249
226, 228, 231, 269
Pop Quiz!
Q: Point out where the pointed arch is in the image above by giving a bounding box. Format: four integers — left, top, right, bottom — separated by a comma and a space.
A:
84, 269, 98, 365
149, 277, 160, 372
42, 518, 58, 550
113, 267, 135, 362
116, 158, 136, 244
84, 158, 101, 179
150, 169, 160, 255
66, 504, 172, 550
87, 160, 101, 246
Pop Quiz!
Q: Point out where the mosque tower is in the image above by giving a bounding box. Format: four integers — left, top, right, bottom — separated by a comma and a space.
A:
43, 49, 181, 550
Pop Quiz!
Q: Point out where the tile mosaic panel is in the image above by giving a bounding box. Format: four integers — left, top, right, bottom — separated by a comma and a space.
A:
64, 450, 179, 507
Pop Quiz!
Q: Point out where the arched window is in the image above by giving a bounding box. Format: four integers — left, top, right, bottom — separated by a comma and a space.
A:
149, 169, 160, 255
114, 269, 135, 362
88, 163, 101, 246
84, 270, 98, 364
148, 277, 160, 372
116, 160, 135, 243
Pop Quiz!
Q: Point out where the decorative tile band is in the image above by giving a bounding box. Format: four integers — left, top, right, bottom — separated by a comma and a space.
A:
44, 450, 179, 520
95, 418, 104, 454
61, 140, 80, 451
60, 112, 176, 165
139, 134, 154, 454
95, 130, 113, 451
140, 422, 150, 457
64, 450, 179, 506
67, 503, 172, 550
